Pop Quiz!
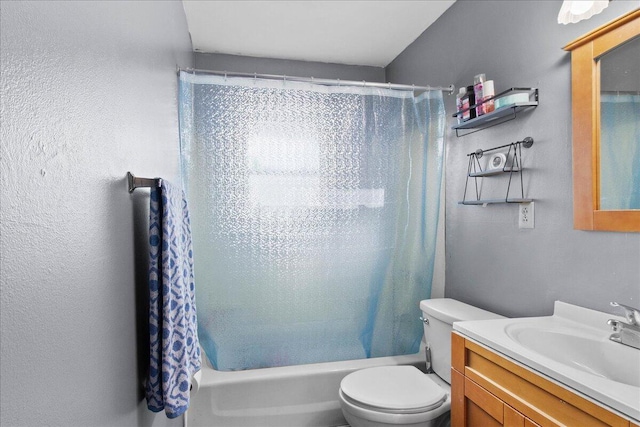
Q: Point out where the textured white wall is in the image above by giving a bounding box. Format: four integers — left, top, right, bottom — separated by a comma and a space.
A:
1, 1, 192, 425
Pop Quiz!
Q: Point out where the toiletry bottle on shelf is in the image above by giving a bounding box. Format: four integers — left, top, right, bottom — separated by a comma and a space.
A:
456, 87, 466, 124
462, 85, 476, 121
483, 80, 495, 114
473, 74, 486, 116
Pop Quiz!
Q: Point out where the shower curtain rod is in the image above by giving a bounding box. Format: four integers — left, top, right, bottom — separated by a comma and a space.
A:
181, 68, 455, 95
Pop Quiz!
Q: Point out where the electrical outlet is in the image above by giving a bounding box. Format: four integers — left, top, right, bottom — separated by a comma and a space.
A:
518, 202, 534, 229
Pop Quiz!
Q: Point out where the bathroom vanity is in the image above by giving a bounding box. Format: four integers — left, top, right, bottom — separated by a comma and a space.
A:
450, 302, 640, 427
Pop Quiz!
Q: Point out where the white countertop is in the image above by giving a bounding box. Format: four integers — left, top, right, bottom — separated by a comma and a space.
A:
453, 301, 640, 422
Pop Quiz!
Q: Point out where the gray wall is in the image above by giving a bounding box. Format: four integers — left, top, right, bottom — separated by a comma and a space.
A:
386, 0, 640, 318
1, 1, 192, 426
196, 52, 386, 82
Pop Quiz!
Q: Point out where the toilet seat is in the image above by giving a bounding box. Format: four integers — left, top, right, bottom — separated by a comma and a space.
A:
340, 366, 447, 415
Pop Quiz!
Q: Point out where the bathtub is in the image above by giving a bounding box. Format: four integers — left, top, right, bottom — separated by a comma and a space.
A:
185, 346, 427, 427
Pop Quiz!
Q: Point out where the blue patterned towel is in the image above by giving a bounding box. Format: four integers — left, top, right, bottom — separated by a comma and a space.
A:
145, 180, 201, 418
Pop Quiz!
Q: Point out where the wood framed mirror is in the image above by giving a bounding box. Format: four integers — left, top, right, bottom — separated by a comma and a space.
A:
564, 9, 640, 232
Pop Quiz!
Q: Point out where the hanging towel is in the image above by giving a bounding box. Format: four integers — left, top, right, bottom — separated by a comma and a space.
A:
145, 180, 201, 418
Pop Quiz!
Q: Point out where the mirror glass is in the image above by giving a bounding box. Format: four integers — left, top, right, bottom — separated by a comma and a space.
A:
599, 35, 640, 210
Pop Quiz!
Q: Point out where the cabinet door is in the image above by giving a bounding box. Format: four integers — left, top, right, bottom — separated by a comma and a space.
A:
504, 405, 524, 427
505, 405, 542, 427
524, 419, 542, 427
456, 373, 542, 427
452, 369, 504, 427
464, 376, 504, 426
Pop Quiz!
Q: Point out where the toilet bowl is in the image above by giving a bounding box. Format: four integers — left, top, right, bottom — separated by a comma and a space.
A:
339, 367, 451, 427
338, 298, 504, 427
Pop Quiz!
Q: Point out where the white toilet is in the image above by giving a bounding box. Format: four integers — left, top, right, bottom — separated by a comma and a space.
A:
338, 298, 504, 427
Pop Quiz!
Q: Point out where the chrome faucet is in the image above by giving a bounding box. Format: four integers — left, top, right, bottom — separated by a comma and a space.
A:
608, 302, 640, 350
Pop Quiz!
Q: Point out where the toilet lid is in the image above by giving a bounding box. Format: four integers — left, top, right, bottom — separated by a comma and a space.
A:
340, 366, 446, 413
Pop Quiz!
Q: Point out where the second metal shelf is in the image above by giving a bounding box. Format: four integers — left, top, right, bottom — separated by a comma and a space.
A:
458, 198, 532, 206
459, 137, 534, 206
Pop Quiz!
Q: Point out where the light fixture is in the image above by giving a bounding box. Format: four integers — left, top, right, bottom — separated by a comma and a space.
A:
557, 0, 610, 24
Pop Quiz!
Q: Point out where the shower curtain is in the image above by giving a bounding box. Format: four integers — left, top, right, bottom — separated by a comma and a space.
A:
179, 71, 445, 371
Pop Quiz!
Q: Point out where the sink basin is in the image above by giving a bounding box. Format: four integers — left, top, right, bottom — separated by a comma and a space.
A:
505, 323, 640, 387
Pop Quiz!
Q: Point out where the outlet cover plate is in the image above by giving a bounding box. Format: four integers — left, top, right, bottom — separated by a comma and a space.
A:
519, 202, 534, 229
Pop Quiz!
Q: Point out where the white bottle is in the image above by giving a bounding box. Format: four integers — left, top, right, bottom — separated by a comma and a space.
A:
483, 80, 495, 114
474, 74, 486, 116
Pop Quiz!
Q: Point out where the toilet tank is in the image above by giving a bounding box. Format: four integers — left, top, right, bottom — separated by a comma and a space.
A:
419, 298, 504, 383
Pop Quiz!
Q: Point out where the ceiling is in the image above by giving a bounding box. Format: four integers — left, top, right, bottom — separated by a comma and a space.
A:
182, 1, 456, 68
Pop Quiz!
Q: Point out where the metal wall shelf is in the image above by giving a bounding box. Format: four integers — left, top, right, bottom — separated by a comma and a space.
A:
459, 138, 534, 206
469, 168, 520, 178
458, 198, 532, 206
452, 88, 538, 137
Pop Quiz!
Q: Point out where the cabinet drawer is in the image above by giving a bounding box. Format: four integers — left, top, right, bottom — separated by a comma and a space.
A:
465, 376, 504, 424
453, 367, 542, 427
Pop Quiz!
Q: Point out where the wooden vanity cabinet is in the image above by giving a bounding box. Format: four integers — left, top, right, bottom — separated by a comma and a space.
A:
451, 332, 637, 427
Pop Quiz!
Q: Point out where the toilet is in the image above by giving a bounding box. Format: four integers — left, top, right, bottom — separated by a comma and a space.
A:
338, 298, 504, 427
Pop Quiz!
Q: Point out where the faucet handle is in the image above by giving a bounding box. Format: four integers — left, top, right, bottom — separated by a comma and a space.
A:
610, 302, 640, 325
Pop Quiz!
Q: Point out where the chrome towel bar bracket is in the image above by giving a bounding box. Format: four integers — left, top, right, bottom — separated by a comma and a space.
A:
127, 172, 162, 193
